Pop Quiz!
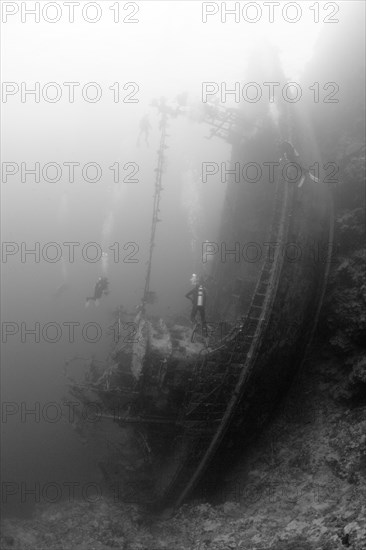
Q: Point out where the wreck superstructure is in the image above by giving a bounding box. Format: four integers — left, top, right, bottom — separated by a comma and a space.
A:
67, 91, 334, 510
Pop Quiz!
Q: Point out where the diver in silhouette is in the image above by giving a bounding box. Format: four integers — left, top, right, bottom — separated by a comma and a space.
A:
86, 277, 109, 306
185, 278, 207, 330
137, 114, 151, 147
279, 140, 319, 187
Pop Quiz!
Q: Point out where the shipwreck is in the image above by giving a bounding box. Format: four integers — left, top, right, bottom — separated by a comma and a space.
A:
66, 87, 334, 511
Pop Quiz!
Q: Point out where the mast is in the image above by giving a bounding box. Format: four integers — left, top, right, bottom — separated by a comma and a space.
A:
140, 96, 234, 313
141, 101, 170, 312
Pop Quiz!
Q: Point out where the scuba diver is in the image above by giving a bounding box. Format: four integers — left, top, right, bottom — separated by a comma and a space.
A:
86, 277, 109, 306
185, 277, 207, 334
137, 114, 151, 147
279, 140, 319, 187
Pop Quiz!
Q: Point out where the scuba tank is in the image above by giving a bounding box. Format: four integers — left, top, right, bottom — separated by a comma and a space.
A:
197, 285, 204, 307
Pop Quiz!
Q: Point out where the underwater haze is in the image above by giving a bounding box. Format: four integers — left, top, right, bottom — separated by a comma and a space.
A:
1, 0, 365, 519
